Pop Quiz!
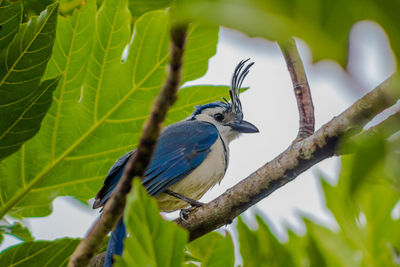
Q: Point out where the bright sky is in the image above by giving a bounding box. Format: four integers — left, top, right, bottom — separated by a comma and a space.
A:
1, 21, 396, 251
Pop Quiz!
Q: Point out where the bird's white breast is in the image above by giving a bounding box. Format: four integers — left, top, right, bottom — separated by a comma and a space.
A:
156, 136, 228, 212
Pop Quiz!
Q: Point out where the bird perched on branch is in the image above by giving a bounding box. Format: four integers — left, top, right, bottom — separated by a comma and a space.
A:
93, 59, 258, 266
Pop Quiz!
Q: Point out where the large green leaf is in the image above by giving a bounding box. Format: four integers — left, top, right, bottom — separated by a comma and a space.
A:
0, 3, 58, 161
0, 238, 79, 267
176, 0, 400, 67
0, 0, 219, 219
0, 0, 22, 52
186, 232, 235, 267
115, 179, 188, 267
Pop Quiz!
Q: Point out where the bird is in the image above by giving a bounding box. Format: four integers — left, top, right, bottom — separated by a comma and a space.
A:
93, 59, 258, 266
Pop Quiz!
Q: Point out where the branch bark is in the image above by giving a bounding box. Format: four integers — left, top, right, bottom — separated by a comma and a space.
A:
279, 38, 315, 142
175, 73, 400, 241
68, 24, 188, 267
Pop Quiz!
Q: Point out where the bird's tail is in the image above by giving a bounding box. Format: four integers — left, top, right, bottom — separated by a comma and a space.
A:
104, 219, 126, 267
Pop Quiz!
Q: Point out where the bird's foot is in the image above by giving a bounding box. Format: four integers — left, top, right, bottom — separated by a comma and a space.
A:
164, 189, 204, 221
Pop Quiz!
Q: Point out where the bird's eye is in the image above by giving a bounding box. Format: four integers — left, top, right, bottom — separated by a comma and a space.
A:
214, 113, 224, 122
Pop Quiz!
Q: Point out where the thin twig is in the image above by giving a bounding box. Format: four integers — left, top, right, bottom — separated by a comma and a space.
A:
175, 73, 400, 241
279, 38, 315, 142
68, 24, 188, 267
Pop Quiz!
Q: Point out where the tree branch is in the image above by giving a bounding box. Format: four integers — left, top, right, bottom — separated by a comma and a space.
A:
175, 73, 400, 241
279, 38, 315, 142
68, 24, 188, 267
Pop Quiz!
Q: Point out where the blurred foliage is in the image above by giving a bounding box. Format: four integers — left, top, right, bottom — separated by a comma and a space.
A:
0, 0, 399, 266
238, 215, 295, 266
176, 0, 400, 68
128, 0, 171, 21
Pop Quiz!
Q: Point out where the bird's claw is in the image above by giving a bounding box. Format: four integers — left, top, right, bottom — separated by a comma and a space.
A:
179, 201, 204, 221
179, 206, 194, 221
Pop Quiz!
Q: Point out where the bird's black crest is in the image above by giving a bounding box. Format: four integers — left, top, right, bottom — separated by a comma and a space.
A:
230, 59, 254, 120
191, 59, 254, 119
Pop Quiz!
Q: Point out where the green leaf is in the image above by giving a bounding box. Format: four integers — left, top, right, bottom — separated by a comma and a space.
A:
238, 215, 295, 267
186, 231, 235, 267
0, 1, 219, 219
0, 77, 60, 161
0, 222, 33, 242
0, 3, 58, 161
176, 0, 400, 67
0, 238, 80, 267
128, 0, 171, 20
0, 0, 22, 52
114, 179, 188, 267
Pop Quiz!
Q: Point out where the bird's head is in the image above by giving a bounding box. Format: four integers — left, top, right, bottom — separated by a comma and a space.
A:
189, 59, 259, 142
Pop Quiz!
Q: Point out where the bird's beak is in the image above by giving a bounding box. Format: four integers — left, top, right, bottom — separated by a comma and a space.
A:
229, 120, 259, 133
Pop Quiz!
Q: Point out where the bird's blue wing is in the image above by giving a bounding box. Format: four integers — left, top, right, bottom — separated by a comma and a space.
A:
93, 150, 134, 208
97, 121, 219, 267
93, 121, 219, 207
142, 121, 219, 196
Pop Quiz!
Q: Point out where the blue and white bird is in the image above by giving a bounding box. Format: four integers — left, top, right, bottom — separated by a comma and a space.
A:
93, 59, 258, 266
